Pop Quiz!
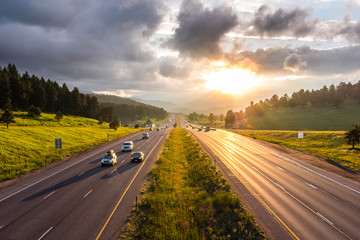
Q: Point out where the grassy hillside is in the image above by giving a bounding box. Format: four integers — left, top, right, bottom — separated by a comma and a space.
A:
0, 112, 143, 181
121, 127, 264, 239
248, 103, 360, 131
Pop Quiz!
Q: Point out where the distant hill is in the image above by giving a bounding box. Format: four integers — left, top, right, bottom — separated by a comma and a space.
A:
91, 94, 168, 123
91, 94, 148, 107
247, 102, 360, 131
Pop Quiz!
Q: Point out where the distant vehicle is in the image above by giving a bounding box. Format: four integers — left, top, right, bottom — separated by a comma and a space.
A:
198, 128, 202, 131
101, 150, 117, 166
131, 151, 144, 163
205, 126, 210, 132
142, 132, 149, 139
157, 128, 160, 131
122, 141, 134, 152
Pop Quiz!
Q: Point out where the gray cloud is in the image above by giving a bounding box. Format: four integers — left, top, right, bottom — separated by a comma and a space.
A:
246, 5, 318, 38
226, 45, 360, 76
284, 53, 307, 72
0, 0, 77, 28
167, 0, 238, 59
159, 57, 192, 79
338, 20, 360, 43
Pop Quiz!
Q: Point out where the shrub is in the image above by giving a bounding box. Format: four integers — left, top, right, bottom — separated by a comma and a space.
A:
28, 105, 41, 117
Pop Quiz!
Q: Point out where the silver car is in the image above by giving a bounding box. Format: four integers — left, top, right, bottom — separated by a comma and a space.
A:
101, 150, 117, 166
122, 141, 134, 152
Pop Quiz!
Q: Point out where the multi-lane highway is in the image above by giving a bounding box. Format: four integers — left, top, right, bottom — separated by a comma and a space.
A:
0, 125, 171, 240
187, 124, 360, 240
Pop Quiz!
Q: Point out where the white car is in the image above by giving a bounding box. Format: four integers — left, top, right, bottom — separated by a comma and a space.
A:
101, 150, 117, 166
122, 141, 134, 152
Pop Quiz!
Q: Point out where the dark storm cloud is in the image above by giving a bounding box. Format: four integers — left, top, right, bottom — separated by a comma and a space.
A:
0, 0, 167, 90
226, 45, 360, 76
167, 0, 238, 59
246, 5, 318, 38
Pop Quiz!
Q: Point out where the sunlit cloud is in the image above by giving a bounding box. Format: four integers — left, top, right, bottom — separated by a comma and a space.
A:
93, 89, 142, 98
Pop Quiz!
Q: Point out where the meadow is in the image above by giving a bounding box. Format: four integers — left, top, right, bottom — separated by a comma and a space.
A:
121, 126, 264, 239
0, 112, 143, 181
231, 130, 360, 172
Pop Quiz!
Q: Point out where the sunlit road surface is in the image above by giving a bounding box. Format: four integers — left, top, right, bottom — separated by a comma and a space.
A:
0, 125, 171, 240
188, 126, 360, 240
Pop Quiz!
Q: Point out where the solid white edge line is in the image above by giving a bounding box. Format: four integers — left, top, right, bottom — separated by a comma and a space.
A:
38, 227, 53, 240
83, 189, 93, 198
43, 191, 56, 200
316, 212, 334, 225
78, 172, 85, 177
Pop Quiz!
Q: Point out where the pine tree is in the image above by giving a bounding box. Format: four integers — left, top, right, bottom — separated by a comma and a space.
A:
345, 124, 360, 149
0, 109, 16, 128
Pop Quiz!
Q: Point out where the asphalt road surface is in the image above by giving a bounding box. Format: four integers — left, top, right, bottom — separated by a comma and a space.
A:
0, 124, 171, 240
186, 123, 360, 240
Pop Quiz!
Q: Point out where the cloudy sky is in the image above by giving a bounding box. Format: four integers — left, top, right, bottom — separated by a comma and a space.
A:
1, 0, 360, 112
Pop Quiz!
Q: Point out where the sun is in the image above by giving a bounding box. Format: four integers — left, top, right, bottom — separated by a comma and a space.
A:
202, 64, 261, 94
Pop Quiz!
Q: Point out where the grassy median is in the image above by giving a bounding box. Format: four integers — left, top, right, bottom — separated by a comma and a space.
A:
120, 127, 264, 239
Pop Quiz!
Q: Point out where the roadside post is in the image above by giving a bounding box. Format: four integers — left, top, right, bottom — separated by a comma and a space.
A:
55, 138, 62, 160
298, 132, 304, 148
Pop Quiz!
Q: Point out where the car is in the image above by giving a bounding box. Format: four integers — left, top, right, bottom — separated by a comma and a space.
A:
101, 150, 117, 166
198, 128, 202, 131
122, 141, 134, 152
142, 132, 149, 139
157, 128, 160, 131
131, 151, 144, 163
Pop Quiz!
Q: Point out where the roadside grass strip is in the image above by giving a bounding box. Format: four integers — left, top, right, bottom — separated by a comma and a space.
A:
231, 130, 360, 172
0, 112, 144, 181
121, 128, 265, 240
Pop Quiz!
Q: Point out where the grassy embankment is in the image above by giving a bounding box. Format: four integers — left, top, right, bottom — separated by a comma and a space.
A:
121, 127, 264, 239
231, 130, 360, 172
0, 112, 144, 181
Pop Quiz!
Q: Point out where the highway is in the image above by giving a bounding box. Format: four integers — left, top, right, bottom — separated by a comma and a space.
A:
0, 124, 171, 240
186, 124, 360, 240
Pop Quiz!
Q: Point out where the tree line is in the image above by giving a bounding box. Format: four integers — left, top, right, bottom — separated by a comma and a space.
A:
244, 81, 360, 118
0, 63, 167, 123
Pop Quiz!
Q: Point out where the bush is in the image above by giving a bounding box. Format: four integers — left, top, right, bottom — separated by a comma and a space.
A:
28, 105, 41, 117
109, 119, 120, 130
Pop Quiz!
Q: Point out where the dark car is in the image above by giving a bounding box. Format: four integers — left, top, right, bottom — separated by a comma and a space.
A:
131, 151, 144, 163
142, 133, 149, 139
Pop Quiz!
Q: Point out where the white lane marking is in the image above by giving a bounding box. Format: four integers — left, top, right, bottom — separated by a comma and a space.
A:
316, 212, 334, 225
78, 172, 85, 177
277, 166, 284, 171
43, 191, 56, 200
0, 225, 4, 229
83, 189, 93, 198
121, 159, 125, 163
38, 227, 53, 240
294, 162, 360, 195
222, 130, 360, 195
0, 155, 95, 202
307, 183, 318, 189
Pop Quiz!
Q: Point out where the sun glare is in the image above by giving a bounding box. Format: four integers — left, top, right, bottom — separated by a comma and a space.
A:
202, 66, 261, 94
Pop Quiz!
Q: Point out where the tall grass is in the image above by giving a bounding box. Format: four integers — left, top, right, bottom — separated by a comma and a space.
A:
121, 127, 264, 239
231, 130, 360, 172
0, 112, 143, 181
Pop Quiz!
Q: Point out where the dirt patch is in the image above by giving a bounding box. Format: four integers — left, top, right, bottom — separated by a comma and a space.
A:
252, 137, 360, 183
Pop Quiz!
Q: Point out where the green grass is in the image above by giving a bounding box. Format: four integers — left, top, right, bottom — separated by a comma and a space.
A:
248, 104, 360, 131
121, 126, 264, 239
231, 130, 360, 172
0, 112, 143, 181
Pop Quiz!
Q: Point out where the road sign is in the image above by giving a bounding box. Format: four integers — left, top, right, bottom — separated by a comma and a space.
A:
55, 138, 62, 149
298, 132, 304, 139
